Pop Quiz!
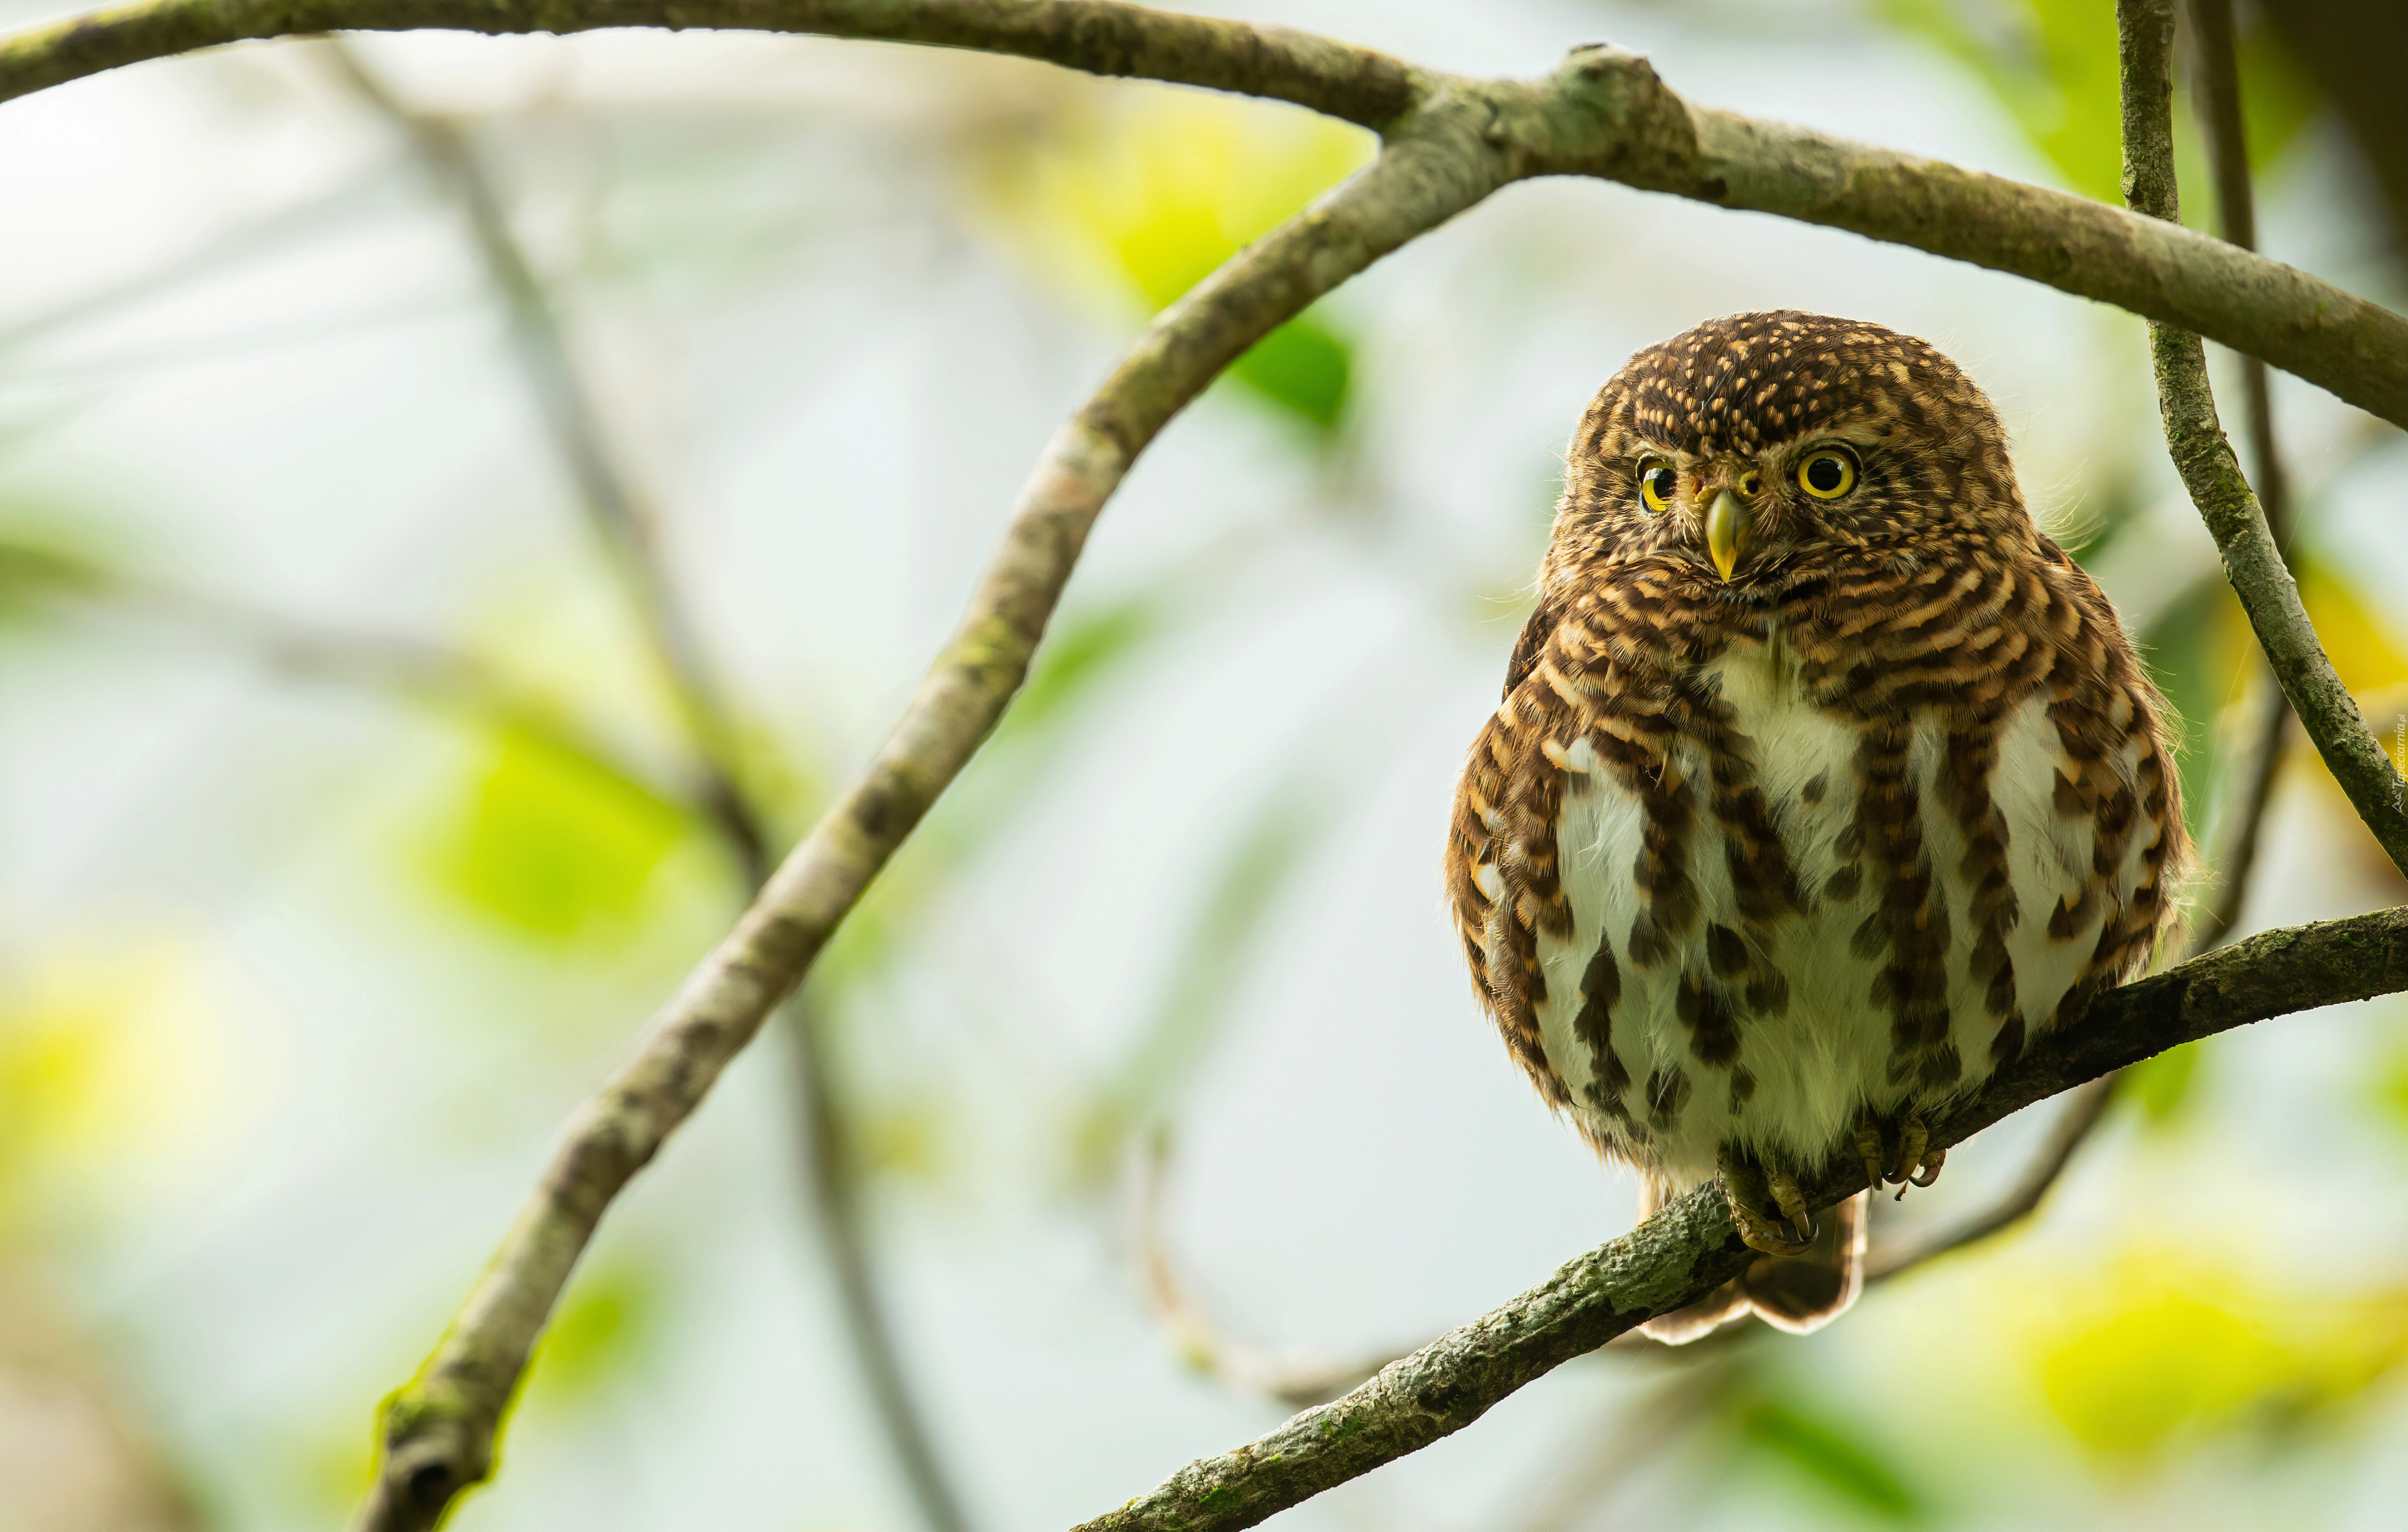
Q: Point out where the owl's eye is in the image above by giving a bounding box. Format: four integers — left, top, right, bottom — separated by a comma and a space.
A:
1797, 448, 1858, 500
1637, 459, 1677, 514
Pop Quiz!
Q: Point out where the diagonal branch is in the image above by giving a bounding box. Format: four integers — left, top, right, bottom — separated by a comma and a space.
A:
2115, 0, 2408, 880
1070, 906, 2408, 1532
348, 92, 1513, 1532
325, 41, 978, 1532
4, 5, 2407, 429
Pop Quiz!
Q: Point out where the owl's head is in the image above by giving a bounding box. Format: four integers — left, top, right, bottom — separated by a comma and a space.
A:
1550, 311, 2034, 593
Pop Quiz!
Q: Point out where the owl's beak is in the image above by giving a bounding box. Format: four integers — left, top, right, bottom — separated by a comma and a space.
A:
1706, 489, 1751, 581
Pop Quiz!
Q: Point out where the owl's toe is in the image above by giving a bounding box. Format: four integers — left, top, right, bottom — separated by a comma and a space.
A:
1718, 1149, 1814, 1257
1892, 1112, 1944, 1198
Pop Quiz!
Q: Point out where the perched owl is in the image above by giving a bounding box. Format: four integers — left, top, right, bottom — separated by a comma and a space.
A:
1448, 311, 2187, 1341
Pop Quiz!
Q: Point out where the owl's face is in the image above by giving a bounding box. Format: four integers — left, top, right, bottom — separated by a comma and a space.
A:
1549, 311, 2033, 596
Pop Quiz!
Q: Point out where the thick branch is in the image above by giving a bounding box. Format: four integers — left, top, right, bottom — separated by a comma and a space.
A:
2115, 0, 2408, 880
349, 100, 1509, 1532
1072, 907, 2408, 1532
9, 9, 2406, 427
0, 0, 1426, 127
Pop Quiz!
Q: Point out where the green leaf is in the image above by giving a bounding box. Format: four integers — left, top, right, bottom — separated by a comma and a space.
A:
523, 1259, 657, 1407
427, 729, 692, 943
2125, 1040, 2205, 1129
1227, 310, 1353, 435
1737, 1396, 1925, 1523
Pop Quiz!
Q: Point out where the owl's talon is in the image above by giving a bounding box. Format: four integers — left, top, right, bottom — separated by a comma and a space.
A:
1717, 1150, 1813, 1257
1908, 1146, 1945, 1187
1883, 1112, 1949, 1198
1769, 1170, 1816, 1244
1852, 1116, 1891, 1191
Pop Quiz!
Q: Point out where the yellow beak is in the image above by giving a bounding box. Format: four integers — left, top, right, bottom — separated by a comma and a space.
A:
1706, 489, 1750, 581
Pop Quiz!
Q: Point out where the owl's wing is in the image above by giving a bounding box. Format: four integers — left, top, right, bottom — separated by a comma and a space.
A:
1449, 599, 1583, 1112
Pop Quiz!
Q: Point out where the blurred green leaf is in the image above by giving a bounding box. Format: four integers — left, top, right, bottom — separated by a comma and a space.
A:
427, 729, 693, 943
1227, 310, 1353, 435
1735, 1395, 1925, 1523
1879, 0, 2316, 206
2125, 1040, 2205, 1129
1002, 597, 1163, 741
523, 1259, 657, 1407
1880, 0, 2125, 199
2035, 1250, 2408, 1467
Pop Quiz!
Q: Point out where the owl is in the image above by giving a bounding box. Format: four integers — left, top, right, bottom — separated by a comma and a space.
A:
1447, 311, 2187, 1341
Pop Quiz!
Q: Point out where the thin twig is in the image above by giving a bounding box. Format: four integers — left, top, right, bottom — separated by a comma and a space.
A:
1071, 906, 2408, 1532
1136, 1132, 1404, 1410
2, 542, 695, 818
4, 4, 2406, 427
322, 39, 768, 880
326, 43, 976, 1532
2119, 0, 2408, 882
2181, 0, 2297, 954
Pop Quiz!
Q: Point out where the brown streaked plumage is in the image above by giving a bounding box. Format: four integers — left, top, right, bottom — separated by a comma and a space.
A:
1448, 311, 2188, 1341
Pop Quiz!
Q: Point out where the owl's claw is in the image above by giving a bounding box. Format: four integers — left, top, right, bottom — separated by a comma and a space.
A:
1851, 1120, 1887, 1194
1891, 1112, 1944, 1199
1717, 1149, 1813, 1257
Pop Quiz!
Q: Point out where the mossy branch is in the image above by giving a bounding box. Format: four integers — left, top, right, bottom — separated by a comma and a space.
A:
2115, 0, 2408, 880
1071, 907, 2408, 1532
6, 4, 2405, 427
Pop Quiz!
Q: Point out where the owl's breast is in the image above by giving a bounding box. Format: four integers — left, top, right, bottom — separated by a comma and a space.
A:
1523, 631, 2154, 1189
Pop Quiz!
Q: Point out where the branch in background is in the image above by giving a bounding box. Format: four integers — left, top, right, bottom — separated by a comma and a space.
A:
1507, 1358, 1733, 1532
1072, 907, 2408, 1532
4, 4, 2406, 429
1136, 1132, 1403, 1411
2117, 0, 2408, 882
324, 43, 976, 1532
348, 89, 1512, 1532
321, 39, 768, 882
1861, 1075, 2121, 1283
0, 539, 694, 820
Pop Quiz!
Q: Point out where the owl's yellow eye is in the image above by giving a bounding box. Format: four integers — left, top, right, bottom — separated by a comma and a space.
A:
1798, 449, 1858, 500
1638, 459, 1677, 514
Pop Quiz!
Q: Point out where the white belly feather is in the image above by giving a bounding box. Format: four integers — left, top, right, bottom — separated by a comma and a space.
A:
1529, 634, 2144, 1190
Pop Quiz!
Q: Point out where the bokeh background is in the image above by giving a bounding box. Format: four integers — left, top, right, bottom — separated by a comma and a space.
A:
4, 1, 2407, 1528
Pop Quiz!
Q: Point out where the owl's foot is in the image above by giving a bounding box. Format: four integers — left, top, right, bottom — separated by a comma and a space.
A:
1853, 1109, 1947, 1198
1717, 1149, 1814, 1257
1892, 1112, 1945, 1199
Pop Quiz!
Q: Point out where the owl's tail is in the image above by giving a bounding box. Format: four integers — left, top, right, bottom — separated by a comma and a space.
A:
1636, 1184, 1868, 1345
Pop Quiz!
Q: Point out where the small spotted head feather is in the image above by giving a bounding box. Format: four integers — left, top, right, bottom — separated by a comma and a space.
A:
1549, 311, 2035, 595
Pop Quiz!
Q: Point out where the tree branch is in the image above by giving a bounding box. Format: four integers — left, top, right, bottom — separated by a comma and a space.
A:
6, 6, 2407, 428
1070, 906, 2408, 1532
348, 97, 1510, 1532
2115, 0, 2408, 880
322, 42, 982, 1532
0, 0, 1427, 127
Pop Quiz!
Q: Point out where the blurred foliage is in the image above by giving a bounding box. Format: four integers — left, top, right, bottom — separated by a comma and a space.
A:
425, 727, 696, 944
0, 942, 226, 1239
2122, 1040, 2204, 1129
975, 89, 1371, 437
2034, 1249, 2408, 1468
1071, 787, 1331, 1187
1880, 0, 2315, 204
1731, 1389, 1928, 1524
522, 1257, 659, 1410
2147, 553, 2408, 853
